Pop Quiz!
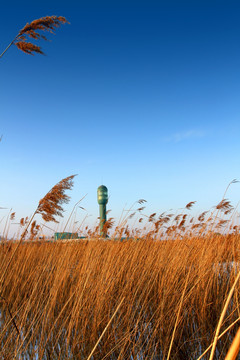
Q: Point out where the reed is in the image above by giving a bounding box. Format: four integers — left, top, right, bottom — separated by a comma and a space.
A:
0, 231, 239, 359
0, 178, 240, 359
0, 15, 69, 58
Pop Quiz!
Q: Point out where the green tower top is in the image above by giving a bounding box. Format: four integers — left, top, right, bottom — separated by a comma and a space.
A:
97, 185, 108, 205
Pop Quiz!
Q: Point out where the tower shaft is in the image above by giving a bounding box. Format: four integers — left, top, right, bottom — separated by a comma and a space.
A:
97, 185, 108, 238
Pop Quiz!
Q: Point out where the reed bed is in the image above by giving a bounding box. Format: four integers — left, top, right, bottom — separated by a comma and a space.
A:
0, 234, 240, 359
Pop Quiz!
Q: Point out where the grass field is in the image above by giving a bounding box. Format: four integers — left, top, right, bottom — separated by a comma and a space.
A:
0, 232, 240, 359
1, 177, 240, 359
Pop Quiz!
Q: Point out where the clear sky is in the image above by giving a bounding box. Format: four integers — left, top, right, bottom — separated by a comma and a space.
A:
1, 0, 240, 234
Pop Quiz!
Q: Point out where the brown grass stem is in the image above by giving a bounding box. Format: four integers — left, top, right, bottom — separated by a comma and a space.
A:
209, 270, 240, 360
62, 194, 87, 235
0, 296, 20, 336
197, 318, 240, 360
166, 267, 191, 360
86, 297, 125, 360
225, 326, 240, 360
0, 37, 18, 58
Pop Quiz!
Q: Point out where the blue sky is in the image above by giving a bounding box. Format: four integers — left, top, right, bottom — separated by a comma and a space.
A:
1, 0, 240, 234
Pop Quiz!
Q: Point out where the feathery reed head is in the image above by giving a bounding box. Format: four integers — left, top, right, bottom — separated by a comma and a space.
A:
185, 201, 196, 210
19, 16, 69, 36
14, 15, 69, 55
36, 175, 76, 222
216, 199, 233, 212
138, 199, 147, 204
30, 220, 40, 239
10, 212, 15, 221
15, 41, 44, 55
20, 216, 28, 226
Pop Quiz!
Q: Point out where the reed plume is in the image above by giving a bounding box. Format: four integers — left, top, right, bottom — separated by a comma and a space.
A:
19, 217, 28, 226
0, 15, 69, 58
10, 212, 15, 221
0, 175, 76, 298
30, 221, 40, 240
20, 174, 76, 239
185, 201, 196, 210
36, 175, 76, 223
216, 199, 233, 212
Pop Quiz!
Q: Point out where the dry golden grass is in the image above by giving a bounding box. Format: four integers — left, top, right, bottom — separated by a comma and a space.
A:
0, 233, 240, 359
0, 177, 240, 358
